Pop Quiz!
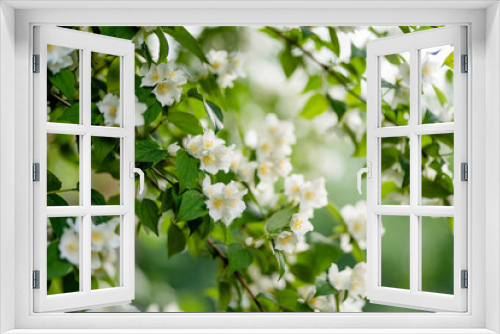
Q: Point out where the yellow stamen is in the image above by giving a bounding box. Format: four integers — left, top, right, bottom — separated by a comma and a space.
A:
189, 143, 198, 152
204, 140, 214, 149
280, 235, 292, 245
213, 199, 222, 209
305, 191, 315, 201
157, 83, 169, 95
291, 185, 301, 193
203, 155, 214, 165
293, 218, 303, 230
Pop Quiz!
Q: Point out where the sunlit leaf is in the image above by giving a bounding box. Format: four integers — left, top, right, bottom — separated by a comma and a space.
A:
300, 93, 329, 119
328, 27, 340, 57
266, 206, 297, 232
163, 26, 209, 63
168, 112, 204, 135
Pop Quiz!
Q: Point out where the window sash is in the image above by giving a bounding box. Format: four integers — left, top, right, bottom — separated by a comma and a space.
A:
33, 26, 136, 313
366, 26, 468, 312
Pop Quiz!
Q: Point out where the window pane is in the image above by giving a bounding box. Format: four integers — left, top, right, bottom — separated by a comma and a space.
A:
47, 45, 80, 124
380, 51, 410, 127
47, 216, 81, 295
420, 45, 454, 124
381, 137, 410, 205
421, 216, 454, 294
91, 137, 121, 205
421, 133, 454, 206
381, 215, 410, 290
91, 52, 121, 127
91, 216, 121, 290
47, 134, 80, 206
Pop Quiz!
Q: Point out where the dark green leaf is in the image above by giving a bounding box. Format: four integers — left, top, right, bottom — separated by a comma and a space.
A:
280, 45, 299, 78
177, 190, 208, 221
47, 170, 62, 192
351, 43, 367, 58
160, 186, 182, 213
266, 206, 297, 232
99, 26, 138, 40
107, 57, 121, 95
256, 292, 279, 305
49, 217, 69, 239
137, 199, 160, 236
176, 150, 199, 192
58, 103, 80, 124
227, 243, 253, 276
328, 27, 340, 57
276, 251, 286, 281
326, 95, 347, 121
163, 26, 209, 63
314, 278, 338, 297
168, 112, 204, 135
91, 136, 116, 164
47, 193, 69, 207
155, 27, 169, 62
49, 68, 75, 103
46, 242, 73, 280
135, 140, 167, 162
218, 281, 231, 311
300, 93, 329, 119
203, 100, 224, 133
167, 223, 186, 258
399, 26, 411, 34
187, 218, 204, 236
90, 189, 107, 206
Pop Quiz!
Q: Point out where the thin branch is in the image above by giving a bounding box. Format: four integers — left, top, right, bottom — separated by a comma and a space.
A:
50, 93, 72, 107
150, 117, 166, 135
266, 26, 366, 104
146, 175, 160, 190
151, 167, 176, 186
207, 238, 266, 312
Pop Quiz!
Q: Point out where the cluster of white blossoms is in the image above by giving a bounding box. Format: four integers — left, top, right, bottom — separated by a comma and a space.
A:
58, 217, 120, 277
47, 44, 74, 74
97, 93, 121, 126
140, 62, 188, 107
185, 129, 235, 175
207, 49, 245, 89
328, 262, 367, 312
339, 200, 367, 252
202, 175, 248, 227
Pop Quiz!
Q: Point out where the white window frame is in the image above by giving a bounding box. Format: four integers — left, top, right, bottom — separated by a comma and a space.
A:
0, 1, 499, 333
33, 26, 136, 313
366, 26, 467, 312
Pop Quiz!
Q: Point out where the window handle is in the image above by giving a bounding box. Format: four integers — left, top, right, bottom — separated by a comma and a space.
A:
130, 162, 145, 195
357, 162, 372, 195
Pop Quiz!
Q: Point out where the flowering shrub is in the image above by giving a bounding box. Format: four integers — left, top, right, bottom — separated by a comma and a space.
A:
45, 26, 454, 312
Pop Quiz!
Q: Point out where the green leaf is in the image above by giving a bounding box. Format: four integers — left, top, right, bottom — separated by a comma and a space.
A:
90, 189, 107, 206
354, 132, 367, 157
300, 93, 329, 119
314, 278, 338, 297
168, 112, 204, 135
107, 57, 121, 95
47, 242, 73, 280
256, 292, 279, 305
218, 281, 231, 311
399, 26, 411, 34
227, 243, 253, 276
137, 199, 160, 236
326, 95, 347, 121
276, 251, 286, 281
351, 43, 367, 58
266, 206, 297, 232
160, 186, 182, 213
49, 68, 75, 103
303, 75, 322, 93
443, 51, 454, 69
177, 190, 207, 221
49, 217, 69, 239
203, 100, 224, 133
91, 136, 116, 164
280, 45, 299, 78
163, 26, 209, 63
432, 84, 448, 107
99, 26, 138, 40
385, 54, 401, 65
47, 170, 62, 192
47, 193, 69, 207
143, 99, 162, 126
328, 27, 340, 57
176, 150, 200, 192
58, 103, 80, 124
276, 290, 299, 310
135, 140, 167, 162
187, 218, 204, 236
155, 27, 169, 62
167, 223, 186, 258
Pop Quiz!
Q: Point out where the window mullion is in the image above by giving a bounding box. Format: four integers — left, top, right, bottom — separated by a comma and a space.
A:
409, 47, 420, 294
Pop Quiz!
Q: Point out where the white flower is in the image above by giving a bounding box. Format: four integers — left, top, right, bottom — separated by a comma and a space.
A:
153, 81, 182, 107
163, 62, 188, 85
341, 201, 367, 250
251, 182, 279, 208
58, 227, 80, 266
228, 53, 246, 78
299, 177, 328, 217
340, 294, 365, 312
91, 217, 120, 252
97, 93, 120, 126
207, 50, 229, 75
274, 231, 298, 255
140, 63, 168, 87
289, 213, 314, 241
47, 44, 74, 74
284, 174, 305, 203
340, 233, 353, 253
135, 96, 148, 126
203, 176, 247, 226
200, 144, 235, 175
328, 263, 353, 291
264, 114, 296, 154
167, 143, 181, 156
244, 129, 258, 149
91, 251, 101, 269
351, 262, 367, 298
231, 151, 258, 184
257, 161, 276, 184
185, 135, 205, 158
132, 26, 157, 49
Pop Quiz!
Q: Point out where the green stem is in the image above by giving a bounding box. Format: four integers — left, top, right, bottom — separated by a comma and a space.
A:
47, 188, 78, 195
